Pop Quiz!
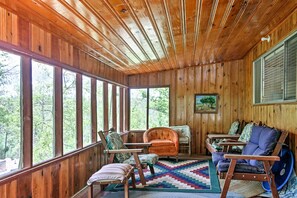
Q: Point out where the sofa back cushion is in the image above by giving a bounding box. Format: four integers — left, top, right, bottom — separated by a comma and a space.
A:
242, 125, 280, 166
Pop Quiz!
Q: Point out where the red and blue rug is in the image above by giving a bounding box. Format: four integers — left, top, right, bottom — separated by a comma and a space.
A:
106, 159, 221, 193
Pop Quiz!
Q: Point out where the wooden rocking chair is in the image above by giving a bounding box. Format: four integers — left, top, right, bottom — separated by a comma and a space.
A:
212, 125, 288, 198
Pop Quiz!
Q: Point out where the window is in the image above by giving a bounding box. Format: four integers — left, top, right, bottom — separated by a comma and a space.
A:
97, 80, 103, 139
63, 69, 76, 154
130, 87, 169, 130
148, 87, 169, 128
130, 89, 147, 130
32, 60, 54, 164
0, 50, 21, 176
254, 33, 297, 104
82, 76, 91, 146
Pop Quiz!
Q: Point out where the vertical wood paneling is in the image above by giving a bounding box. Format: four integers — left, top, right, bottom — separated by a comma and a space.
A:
17, 17, 29, 50
1, 8, 128, 86
0, 5, 124, 198
243, 8, 297, 172
222, 62, 231, 133
194, 66, 202, 154
215, 63, 223, 133
128, 60, 244, 154
0, 144, 104, 197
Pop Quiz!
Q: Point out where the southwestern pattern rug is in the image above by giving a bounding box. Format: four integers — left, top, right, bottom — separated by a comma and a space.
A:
106, 159, 221, 193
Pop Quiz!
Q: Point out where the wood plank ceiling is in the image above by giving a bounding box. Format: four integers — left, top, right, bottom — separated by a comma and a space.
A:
3, 0, 297, 75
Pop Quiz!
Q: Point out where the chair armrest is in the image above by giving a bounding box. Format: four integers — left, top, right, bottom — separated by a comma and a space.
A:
124, 143, 152, 147
207, 134, 240, 140
104, 149, 143, 154
224, 154, 280, 161
218, 142, 247, 146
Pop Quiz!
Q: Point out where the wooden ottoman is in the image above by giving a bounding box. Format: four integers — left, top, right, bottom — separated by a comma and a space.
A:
87, 163, 136, 198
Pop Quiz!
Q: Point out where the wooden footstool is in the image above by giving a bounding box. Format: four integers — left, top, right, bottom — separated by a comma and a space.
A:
87, 163, 136, 198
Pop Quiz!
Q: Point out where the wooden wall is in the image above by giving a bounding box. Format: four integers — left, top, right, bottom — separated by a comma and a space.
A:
242, 6, 297, 170
0, 5, 125, 198
128, 60, 245, 154
0, 144, 104, 197
0, 6, 127, 85
129, 7, 297, 171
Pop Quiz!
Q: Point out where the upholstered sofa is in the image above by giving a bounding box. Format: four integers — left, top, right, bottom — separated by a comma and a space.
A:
143, 127, 179, 160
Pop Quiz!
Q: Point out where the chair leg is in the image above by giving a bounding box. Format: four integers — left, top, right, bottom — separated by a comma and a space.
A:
221, 159, 237, 198
88, 185, 93, 198
176, 156, 178, 162
149, 164, 155, 174
263, 161, 279, 198
188, 144, 191, 155
269, 175, 279, 198
124, 180, 129, 198
132, 153, 146, 185
131, 171, 136, 188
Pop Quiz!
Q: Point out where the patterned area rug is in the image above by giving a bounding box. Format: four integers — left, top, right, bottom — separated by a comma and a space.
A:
106, 159, 221, 193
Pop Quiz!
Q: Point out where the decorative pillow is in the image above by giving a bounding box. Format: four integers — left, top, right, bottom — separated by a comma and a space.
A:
230, 123, 254, 152
106, 132, 131, 163
228, 120, 240, 135
238, 123, 254, 142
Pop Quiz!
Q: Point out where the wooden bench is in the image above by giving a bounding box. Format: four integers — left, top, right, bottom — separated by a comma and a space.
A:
87, 163, 136, 198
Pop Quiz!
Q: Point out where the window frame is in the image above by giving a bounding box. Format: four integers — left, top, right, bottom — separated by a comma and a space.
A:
0, 43, 127, 179
128, 86, 170, 131
253, 32, 297, 105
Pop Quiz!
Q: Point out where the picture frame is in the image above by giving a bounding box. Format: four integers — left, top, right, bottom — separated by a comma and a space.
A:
194, 94, 218, 113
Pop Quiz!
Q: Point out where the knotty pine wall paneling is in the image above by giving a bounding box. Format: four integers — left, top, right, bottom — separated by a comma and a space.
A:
243, 8, 297, 171
0, 8, 127, 85
128, 60, 245, 155
0, 145, 103, 197
0, 5, 125, 197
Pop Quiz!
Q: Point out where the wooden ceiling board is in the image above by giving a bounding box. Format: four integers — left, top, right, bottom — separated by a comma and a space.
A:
224, 0, 292, 60
1, 0, 297, 75
193, 0, 213, 64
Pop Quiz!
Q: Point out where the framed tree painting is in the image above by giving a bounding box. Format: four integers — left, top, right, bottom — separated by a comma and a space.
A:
194, 94, 218, 113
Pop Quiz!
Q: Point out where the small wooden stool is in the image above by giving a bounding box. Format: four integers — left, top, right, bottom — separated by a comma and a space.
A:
87, 163, 136, 198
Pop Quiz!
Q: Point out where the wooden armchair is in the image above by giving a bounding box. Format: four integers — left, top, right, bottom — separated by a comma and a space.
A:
98, 129, 159, 186
212, 125, 288, 198
205, 120, 243, 153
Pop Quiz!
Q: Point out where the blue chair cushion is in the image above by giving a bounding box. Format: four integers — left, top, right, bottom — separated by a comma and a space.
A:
212, 152, 225, 166
217, 160, 265, 173
242, 126, 280, 167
